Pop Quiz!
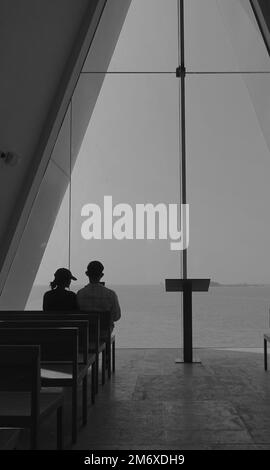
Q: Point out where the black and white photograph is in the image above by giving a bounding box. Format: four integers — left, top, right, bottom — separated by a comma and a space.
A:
0, 0, 270, 459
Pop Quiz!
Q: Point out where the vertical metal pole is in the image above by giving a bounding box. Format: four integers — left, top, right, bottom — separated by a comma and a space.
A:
183, 280, 193, 362
178, 0, 193, 362
68, 102, 72, 271
178, 0, 187, 280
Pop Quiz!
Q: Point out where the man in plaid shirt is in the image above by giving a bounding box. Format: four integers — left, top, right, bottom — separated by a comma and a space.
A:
77, 261, 121, 327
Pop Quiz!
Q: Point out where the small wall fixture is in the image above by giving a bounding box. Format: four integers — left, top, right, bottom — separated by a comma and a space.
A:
0, 151, 21, 167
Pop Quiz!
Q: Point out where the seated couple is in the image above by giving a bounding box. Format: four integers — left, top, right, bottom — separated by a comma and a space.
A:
43, 260, 121, 326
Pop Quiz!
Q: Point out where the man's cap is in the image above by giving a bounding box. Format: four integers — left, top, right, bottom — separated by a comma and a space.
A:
86, 261, 104, 277
54, 268, 77, 282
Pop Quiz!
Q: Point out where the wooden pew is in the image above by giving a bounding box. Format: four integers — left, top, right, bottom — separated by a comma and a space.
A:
0, 327, 87, 444
0, 429, 21, 450
43, 310, 115, 380
0, 319, 96, 406
0, 345, 63, 449
0, 311, 115, 387
98, 311, 115, 379
44, 311, 113, 387
0, 312, 106, 393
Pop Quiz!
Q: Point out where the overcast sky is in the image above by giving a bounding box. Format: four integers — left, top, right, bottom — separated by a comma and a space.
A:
34, 0, 270, 287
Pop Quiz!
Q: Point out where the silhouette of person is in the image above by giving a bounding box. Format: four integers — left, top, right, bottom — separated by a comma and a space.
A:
77, 261, 121, 328
43, 268, 78, 311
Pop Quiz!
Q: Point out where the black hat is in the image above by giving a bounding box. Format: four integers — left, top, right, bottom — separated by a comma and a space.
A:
54, 268, 77, 282
86, 261, 104, 277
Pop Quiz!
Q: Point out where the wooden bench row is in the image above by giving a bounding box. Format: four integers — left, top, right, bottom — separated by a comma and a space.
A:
0, 344, 64, 449
0, 310, 116, 449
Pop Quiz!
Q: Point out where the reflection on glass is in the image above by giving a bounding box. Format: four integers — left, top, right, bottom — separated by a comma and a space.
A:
83, 0, 178, 72
71, 74, 105, 171
25, 105, 71, 310
25, 185, 70, 310
186, 75, 270, 347
51, 106, 71, 177
71, 74, 182, 348
185, 0, 270, 72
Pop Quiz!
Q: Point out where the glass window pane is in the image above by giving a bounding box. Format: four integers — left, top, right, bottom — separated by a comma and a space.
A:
24, 108, 71, 310
71, 74, 183, 348
51, 106, 71, 177
185, 0, 270, 72
83, 0, 178, 73
186, 74, 270, 347
25, 184, 70, 310
0, 161, 70, 310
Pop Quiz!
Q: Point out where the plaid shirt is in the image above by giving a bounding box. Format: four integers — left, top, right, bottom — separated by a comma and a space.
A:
77, 283, 121, 322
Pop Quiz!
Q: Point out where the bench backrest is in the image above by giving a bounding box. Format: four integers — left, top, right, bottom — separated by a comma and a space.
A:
44, 312, 101, 349
0, 327, 78, 363
41, 311, 100, 345
95, 311, 112, 341
0, 310, 106, 349
78, 311, 112, 344
0, 320, 88, 363
0, 344, 40, 420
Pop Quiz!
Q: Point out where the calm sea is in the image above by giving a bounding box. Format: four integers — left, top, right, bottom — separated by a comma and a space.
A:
26, 284, 270, 349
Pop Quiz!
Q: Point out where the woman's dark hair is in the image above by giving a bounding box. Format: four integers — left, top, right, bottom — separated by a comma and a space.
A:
50, 279, 58, 290
50, 268, 76, 290
50, 278, 70, 290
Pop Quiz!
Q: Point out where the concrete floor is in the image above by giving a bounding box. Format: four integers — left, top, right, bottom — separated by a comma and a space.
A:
17, 348, 270, 449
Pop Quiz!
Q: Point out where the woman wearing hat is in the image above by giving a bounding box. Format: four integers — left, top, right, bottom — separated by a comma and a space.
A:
43, 268, 78, 311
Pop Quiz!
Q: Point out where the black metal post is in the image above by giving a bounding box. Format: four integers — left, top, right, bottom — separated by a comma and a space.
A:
178, 0, 187, 280
177, 0, 193, 362
183, 281, 193, 362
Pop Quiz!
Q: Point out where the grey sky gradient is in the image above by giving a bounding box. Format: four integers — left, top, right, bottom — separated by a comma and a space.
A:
33, 0, 270, 287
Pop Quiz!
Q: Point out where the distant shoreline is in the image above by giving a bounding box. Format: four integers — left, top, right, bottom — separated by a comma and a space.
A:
210, 282, 270, 287
32, 282, 270, 289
